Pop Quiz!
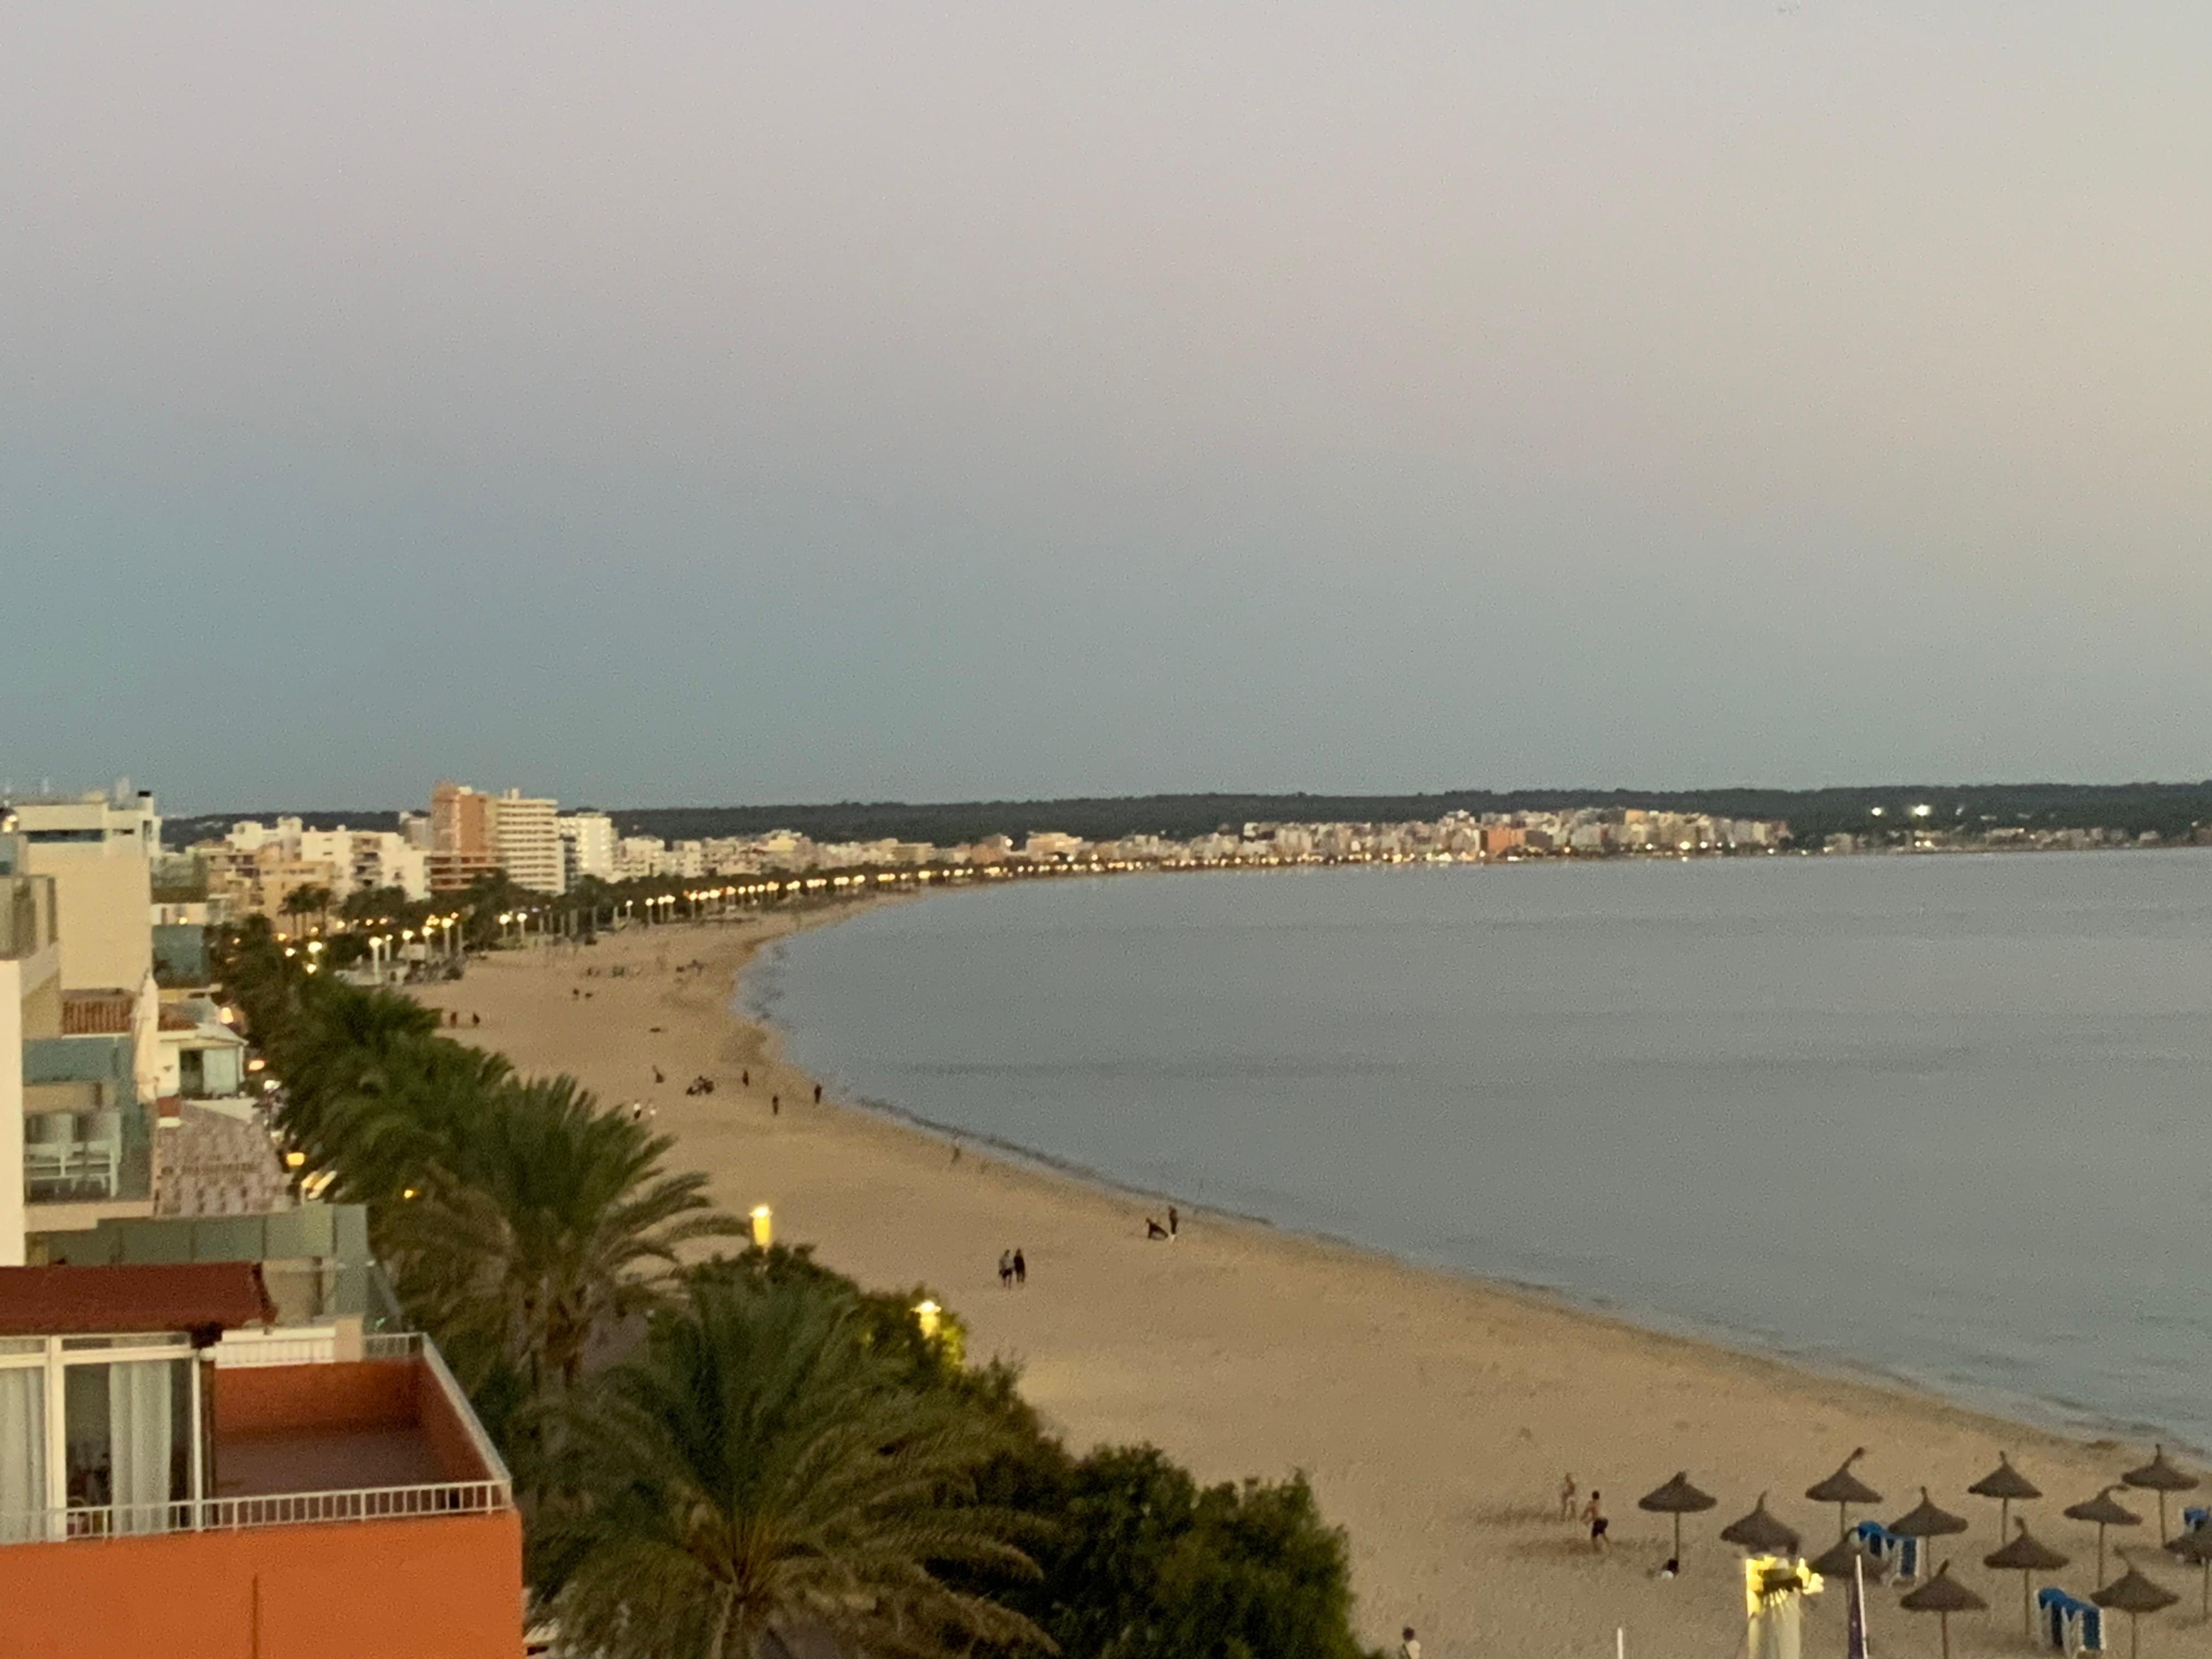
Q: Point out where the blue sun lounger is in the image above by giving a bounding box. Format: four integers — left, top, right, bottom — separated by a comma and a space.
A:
1852, 1520, 1920, 1579
2037, 1586, 2104, 1654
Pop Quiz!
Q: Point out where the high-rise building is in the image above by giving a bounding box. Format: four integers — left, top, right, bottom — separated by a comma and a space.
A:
488, 791, 562, 895
557, 812, 616, 887
429, 782, 492, 857
7, 789, 158, 993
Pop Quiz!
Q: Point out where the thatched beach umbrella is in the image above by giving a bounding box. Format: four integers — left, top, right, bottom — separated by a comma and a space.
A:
1720, 1492, 1801, 1558
2066, 1486, 2143, 1584
1638, 1471, 1718, 1562
1967, 1452, 2041, 1544
1810, 1531, 1885, 1584
2094, 1555, 2180, 1659
1899, 1560, 1986, 1659
1807, 1448, 1884, 1541
1888, 1487, 1969, 1577
1985, 1517, 2069, 1636
2123, 1446, 2199, 1543
2161, 1525, 2212, 1619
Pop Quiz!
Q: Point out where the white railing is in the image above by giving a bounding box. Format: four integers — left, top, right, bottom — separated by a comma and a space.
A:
2, 1479, 512, 1545
212, 1330, 336, 1368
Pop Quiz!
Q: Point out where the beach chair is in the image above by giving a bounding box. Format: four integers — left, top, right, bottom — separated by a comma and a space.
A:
1852, 1520, 1920, 1580
77, 1110, 123, 1198
2182, 1506, 2209, 1534
23, 1114, 75, 1194
2037, 1587, 2104, 1654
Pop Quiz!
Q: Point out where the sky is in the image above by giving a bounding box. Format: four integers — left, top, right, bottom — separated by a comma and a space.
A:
5, 4, 2211, 812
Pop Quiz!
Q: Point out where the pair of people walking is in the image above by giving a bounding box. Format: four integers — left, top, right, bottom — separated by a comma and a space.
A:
997, 1248, 1028, 1288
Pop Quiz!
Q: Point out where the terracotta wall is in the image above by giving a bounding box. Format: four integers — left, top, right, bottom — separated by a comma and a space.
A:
0, 1510, 523, 1659
213, 1359, 415, 1436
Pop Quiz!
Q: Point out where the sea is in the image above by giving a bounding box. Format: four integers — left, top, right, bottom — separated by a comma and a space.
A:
740, 851, 2212, 1451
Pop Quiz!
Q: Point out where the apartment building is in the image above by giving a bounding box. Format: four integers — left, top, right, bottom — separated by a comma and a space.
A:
8, 791, 158, 992
488, 792, 562, 895
0, 1261, 523, 1657
1, 864, 62, 1266
428, 783, 561, 894
557, 812, 616, 886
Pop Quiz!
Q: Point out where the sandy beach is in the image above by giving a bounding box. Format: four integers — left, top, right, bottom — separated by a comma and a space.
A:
417, 901, 2172, 1658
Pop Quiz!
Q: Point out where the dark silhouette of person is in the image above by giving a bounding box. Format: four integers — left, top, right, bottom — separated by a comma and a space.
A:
770, 1094, 780, 1116
812, 1083, 822, 1104
1168, 1205, 1179, 1238
1012, 1249, 1026, 1286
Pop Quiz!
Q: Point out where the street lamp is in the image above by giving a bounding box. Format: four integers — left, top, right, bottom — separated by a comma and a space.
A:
748, 1204, 773, 1248
913, 1300, 941, 1341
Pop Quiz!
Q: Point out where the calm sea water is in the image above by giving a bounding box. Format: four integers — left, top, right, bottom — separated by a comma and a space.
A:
742, 854, 2212, 1448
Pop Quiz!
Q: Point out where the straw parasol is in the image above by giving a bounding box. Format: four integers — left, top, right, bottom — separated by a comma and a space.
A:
1967, 1452, 2041, 1544
1638, 1471, 1717, 1562
2161, 1525, 2212, 1619
2123, 1446, 2199, 1544
1899, 1560, 1986, 1659
2094, 1555, 2180, 1659
2066, 1486, 2143, 1584
1807, 1448, 1884, 1541
1720, 1492, 1802, 1558
1810, 1532, 1886, 1584
1888, 1487, 1969, 1577
1985, 1517, 2069, 1636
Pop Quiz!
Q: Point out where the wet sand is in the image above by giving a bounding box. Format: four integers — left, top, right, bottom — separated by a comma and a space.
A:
417, 903, 2181, 1658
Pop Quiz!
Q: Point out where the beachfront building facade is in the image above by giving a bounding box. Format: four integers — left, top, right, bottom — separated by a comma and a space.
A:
488, 791, 563, 894
0, 812, 165, 1243
0, 1261, 523, 1658
8, 790, 159, 992
1, 863, 63, 1266
557, 811, 616, 885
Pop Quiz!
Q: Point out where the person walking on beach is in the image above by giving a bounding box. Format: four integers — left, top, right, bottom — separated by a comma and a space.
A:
1012, 1248, 1026, 1286
998, 1251, 1013, 1289
770, 1094, 780, 1116
1167, 1205, 1179, 1239
812, 1082, 822, 1104
1559, 1472, 1578, 1521
1583, 1490, 1609, 1552
1398, 1628, 1421, 1659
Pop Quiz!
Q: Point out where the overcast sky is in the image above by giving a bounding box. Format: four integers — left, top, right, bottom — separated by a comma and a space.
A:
5, 5, 2210, 811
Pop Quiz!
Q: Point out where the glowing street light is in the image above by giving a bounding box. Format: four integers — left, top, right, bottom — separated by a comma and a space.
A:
749, 1204, 774, 1248
912, 1300, 942, 1341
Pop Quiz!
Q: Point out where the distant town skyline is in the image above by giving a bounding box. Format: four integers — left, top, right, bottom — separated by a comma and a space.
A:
9, 7, 2212, 808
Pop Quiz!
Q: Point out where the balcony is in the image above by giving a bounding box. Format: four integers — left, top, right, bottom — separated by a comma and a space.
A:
2, 1332, 510, 1544
0, 1265, 522, 1658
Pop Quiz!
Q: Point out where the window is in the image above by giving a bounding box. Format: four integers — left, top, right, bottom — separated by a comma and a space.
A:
0, 1342, 202, 1539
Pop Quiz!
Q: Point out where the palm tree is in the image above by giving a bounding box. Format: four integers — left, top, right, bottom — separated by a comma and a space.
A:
270, 985, 442, 1151
313, 1037, 514, 1209
388, 1075, 741, 1394
535, 1276, 1049, 1659
279, 885, 320, 939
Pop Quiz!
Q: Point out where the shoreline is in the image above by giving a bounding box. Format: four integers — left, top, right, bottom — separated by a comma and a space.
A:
420, 898, 2174, 1658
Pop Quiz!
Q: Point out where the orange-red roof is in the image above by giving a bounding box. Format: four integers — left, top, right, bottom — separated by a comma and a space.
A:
0, 1263, 277, 1336
60, 989, 136, 1035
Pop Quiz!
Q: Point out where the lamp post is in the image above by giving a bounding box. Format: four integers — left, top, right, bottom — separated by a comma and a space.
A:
749, 1205, 773, 1249
913, 1300, 941, 1342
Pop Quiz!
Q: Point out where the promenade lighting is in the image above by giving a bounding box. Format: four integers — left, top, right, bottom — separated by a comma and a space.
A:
749, 1205, 774, 1248
913, 1300, 942, 1341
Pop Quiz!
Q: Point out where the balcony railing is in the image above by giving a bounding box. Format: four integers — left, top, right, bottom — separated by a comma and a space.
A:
2, 1479, 512, 1545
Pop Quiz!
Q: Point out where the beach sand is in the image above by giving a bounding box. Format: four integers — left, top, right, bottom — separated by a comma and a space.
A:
417, 902, 2172, 1658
